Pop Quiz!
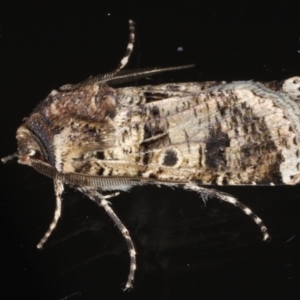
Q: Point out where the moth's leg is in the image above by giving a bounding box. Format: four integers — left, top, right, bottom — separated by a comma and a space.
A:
113, 20, 135, 74
182, 183, 271, 241
37, 178, 64, 249
83, 190, 136, 291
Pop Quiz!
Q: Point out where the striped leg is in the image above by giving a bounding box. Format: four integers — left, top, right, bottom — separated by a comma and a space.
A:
182, 183, 271, 241
112, 19, 135, 74
37, 178, 64, 249
83, 190, 137, 291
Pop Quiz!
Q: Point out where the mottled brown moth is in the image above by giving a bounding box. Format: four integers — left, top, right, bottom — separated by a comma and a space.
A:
3, 20, 300, 290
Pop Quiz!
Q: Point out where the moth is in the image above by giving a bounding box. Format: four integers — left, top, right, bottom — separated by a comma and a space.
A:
3, 19, 300, 290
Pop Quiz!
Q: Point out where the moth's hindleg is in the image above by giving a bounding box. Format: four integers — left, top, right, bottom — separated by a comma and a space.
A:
183, 183, 271, 241
37, 178, 64, 249
83, 190, 136, 291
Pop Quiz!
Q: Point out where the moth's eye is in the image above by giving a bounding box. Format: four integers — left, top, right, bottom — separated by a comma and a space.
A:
28, 149, 36, 157
28, 149, 46, 161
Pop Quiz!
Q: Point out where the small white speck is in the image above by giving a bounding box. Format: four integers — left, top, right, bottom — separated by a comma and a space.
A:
28, 149, 36, 156
107, 13, 111, 16
177, 46, 184, 52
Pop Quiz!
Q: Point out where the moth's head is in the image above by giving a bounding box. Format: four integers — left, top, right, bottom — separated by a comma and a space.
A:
15, 124, 48, 167
1, 122, 46, 167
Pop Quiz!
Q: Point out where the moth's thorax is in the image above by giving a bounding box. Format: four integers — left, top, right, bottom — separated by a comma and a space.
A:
34, 84, 118, 122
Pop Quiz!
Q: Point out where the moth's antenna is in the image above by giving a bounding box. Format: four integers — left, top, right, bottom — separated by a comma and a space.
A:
29, 158, 186, 187
97, 64, 195, 86
62, 64, 194, 89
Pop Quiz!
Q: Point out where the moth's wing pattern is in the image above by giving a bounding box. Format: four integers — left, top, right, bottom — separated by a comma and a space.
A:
108, 81, 300, 186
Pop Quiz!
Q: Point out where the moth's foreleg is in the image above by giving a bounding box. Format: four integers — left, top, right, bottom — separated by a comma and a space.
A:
37, 178, 64, 249
84, 190, 136, 291
183, 183, 271, 241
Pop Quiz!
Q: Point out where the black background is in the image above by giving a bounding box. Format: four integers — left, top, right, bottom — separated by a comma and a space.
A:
1, 1, 300, 299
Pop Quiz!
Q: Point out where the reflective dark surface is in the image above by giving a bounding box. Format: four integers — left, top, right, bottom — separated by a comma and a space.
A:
1, 1, 300, 299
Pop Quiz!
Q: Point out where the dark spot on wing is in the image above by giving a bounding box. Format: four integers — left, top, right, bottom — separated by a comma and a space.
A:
142, 152, 150, 165
96, 151, 105, 160
151, 105, 160, 117
205, 126, 230, 170
162, 149, 178, 166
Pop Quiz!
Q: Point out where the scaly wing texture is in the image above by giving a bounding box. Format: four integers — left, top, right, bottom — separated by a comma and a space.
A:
103, 81, 300, 185
27, 79, 300, 186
